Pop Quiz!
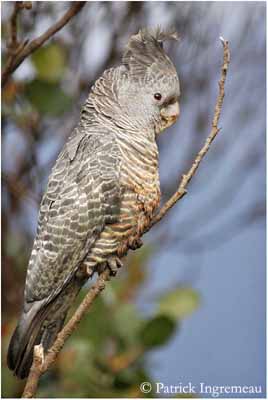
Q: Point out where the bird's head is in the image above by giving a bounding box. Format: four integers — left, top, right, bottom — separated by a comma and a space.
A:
85, 28, 180, 138
119, 27, 180, 136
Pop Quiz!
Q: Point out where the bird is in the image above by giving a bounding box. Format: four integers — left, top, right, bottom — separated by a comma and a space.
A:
7, 27, 181, 379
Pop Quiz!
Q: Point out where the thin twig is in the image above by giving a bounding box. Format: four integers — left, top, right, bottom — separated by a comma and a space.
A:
22, 39, 230, 398
9, 2, 22, 50
149, 37, 230, 229
2, 2, 86, 88
3, 2, 24, 80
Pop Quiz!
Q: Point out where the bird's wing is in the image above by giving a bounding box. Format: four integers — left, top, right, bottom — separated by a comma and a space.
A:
24, 128, 122, 308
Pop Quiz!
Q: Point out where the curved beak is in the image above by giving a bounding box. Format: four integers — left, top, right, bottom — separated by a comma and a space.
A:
160, 101, 180, 124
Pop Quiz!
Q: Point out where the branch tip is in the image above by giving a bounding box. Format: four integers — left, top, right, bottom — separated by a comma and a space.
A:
34, 344, 44, 364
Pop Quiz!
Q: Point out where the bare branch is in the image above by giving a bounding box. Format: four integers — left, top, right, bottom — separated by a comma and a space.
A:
22, 345, 44, 398
2, 2, 86, 88
21, 39, 230, 397
22, 269, 110, 398
149, 38, 230, 229
9, 2, 22, 50
2, 2, 25, 81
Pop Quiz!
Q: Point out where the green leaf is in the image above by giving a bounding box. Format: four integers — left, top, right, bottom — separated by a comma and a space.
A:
113, 303, 143, 345
114, 369, 134, 390
70, 295, 113, 348
139, 315, 176, 349
158, 288, 200, 320
31, 43, 66, 82
24, 79, 72, 116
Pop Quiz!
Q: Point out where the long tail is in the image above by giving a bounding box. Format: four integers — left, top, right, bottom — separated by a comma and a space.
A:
7, 276, 84, 379
7, 302, 66, 379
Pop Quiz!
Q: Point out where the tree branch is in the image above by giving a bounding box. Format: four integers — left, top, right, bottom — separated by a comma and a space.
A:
149, 37, 230, 229
2, 2, 86, 88
22, 269, 110, 398
22, 38, 230, 398
22, 345, 44, 398
9, 2, 23, 50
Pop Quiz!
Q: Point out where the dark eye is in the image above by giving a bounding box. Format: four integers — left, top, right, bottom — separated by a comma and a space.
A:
154, 93, 162, 101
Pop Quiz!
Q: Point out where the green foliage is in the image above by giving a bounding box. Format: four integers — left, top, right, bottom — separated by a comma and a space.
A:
2, 23, 200, 393
158, 288, 201, 319
25, 42, 72, 116
2, 245, 200, 398
2, 41, 72, 119
2, 29, 200, 393
139, 315, 177, 349
31, 43, 67, 83
24, 79, 72, 116
113, 303, 144, 347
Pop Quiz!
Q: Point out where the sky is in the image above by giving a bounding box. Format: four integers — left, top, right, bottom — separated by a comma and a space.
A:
2, 1, 266, 398
134, 2, 266, 397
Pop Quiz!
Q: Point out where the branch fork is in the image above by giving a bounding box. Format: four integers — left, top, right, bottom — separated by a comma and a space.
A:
2, 2, 86, 88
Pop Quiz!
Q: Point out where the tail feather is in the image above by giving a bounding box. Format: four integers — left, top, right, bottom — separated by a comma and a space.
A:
7, 275, 85, 379
7, 301, 44, 376
7, 308, 67, 379
41, 316, 66, 351
7, 300, 64, 379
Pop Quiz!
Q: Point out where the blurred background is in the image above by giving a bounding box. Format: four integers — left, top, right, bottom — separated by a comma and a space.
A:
1, 1, 266, 398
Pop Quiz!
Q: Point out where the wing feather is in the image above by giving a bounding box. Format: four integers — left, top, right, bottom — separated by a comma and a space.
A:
24, 130, 121, 306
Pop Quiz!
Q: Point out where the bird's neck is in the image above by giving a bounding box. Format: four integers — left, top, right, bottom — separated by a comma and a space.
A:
80, 96, 161, 208
115, 126, 160, 205
80, 68, 160, 195
115, 126, 158, 165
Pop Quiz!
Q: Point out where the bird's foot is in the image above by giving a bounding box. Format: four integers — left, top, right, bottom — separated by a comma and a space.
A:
76, 262, 94, 281
106, 256, 123, 276
128, 237, 143, 250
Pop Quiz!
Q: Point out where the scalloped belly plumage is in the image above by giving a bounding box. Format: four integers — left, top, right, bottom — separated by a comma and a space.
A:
82, 186, 160, 270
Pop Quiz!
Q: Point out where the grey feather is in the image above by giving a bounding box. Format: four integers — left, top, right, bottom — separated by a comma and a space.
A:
122, 27, 178, 81
7, 130, 122, 378
7, 26, 180, 380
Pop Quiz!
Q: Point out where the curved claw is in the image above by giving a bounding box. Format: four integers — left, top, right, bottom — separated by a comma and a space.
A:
107, 256, 123, 276
76, 262, 94, 281
128, 237, 143, 250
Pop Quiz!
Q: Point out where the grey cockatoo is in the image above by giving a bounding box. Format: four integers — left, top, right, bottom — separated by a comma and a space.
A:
7, 27, 180, 379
